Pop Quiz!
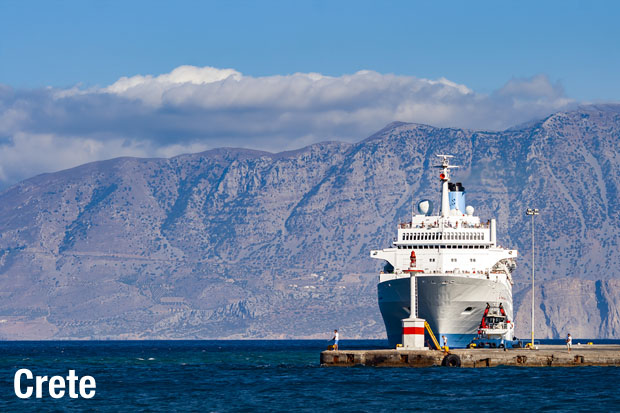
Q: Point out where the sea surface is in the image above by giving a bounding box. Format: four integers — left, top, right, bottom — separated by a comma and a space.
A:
1, 340, 619, 412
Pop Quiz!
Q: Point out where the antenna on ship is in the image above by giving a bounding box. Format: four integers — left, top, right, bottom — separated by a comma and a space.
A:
434, 154, 458, 217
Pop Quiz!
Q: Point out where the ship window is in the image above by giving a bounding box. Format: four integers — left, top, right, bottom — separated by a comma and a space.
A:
451, 258, 457, 262
470, 258, 476, 262
430, 258, 435, 262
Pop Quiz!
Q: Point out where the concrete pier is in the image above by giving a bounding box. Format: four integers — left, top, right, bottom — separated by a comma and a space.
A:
320, 345, 620, 367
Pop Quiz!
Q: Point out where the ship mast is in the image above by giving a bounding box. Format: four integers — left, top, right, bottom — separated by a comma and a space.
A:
434, 154, 458, 217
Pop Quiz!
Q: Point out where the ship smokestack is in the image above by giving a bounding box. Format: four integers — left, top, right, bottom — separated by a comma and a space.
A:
448, 182, 466, 212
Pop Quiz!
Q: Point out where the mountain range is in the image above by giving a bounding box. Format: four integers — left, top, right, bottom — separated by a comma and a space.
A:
0, 104, 619, 340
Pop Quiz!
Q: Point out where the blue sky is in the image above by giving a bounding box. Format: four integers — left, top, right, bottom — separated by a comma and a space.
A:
0, 0, 618, 186
2, 0, 618, 99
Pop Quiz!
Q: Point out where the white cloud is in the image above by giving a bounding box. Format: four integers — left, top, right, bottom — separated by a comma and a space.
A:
104, 65, 242, 106
0, 66, 577, 187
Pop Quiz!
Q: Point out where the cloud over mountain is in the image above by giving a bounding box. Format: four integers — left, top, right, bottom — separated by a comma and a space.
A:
0, 66, 576, 186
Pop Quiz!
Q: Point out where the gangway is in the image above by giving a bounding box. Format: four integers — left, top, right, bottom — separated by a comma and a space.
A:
424, 321, 441, 350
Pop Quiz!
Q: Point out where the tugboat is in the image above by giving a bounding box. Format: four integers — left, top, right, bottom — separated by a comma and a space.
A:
370, 155, 518, 348
468, 302, 522, 348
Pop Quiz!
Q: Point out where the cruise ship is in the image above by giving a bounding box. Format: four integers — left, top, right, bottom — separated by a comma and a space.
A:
370, 155, 518, 348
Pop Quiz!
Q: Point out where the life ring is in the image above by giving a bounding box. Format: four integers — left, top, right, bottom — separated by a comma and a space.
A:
441, 354, 461, 367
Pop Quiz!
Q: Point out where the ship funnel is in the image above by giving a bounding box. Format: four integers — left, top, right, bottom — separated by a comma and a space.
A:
448, 182, 466, 212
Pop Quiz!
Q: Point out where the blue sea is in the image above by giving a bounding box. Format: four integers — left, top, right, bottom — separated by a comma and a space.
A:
1, 340, 619, 412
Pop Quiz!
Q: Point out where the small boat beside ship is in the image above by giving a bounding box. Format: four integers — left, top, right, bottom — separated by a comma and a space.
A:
370, 155, 518, 348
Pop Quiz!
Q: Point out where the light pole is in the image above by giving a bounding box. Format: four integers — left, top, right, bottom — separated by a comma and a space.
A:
526, 208, 539, 348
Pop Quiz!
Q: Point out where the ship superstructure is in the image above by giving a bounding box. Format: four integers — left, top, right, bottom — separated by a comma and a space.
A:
370, 155, 518, 348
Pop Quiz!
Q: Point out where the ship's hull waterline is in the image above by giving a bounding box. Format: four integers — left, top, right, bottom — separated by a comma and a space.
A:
378, 275, 513, 348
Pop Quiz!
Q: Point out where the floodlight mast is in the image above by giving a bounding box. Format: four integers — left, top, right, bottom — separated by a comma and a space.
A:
526, 208, 539, 348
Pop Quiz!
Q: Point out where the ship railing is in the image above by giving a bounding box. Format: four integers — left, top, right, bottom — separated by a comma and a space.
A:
402, 222, 491, 230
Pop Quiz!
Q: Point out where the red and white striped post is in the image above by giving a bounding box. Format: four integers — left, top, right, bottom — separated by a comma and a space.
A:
401, 273, 427, 349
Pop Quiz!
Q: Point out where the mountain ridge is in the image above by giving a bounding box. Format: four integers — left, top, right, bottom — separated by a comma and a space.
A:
0, 104, 619, 340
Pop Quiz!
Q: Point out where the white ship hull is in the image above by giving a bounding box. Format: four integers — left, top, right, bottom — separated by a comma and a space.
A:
378, 274, 513, 348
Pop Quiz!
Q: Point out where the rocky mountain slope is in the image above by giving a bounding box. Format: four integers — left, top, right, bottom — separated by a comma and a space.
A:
0, 105, 619, 340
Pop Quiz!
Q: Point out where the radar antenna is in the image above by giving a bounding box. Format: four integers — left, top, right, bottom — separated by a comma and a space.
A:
434, 154, 459, 181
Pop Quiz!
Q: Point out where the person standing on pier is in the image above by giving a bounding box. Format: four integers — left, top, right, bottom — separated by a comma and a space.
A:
331, 330, 339, 350
566, 333, 572, 352
442, 335, 449, 353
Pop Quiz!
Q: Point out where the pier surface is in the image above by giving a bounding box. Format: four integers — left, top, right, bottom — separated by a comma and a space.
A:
320, 345, 620, 367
